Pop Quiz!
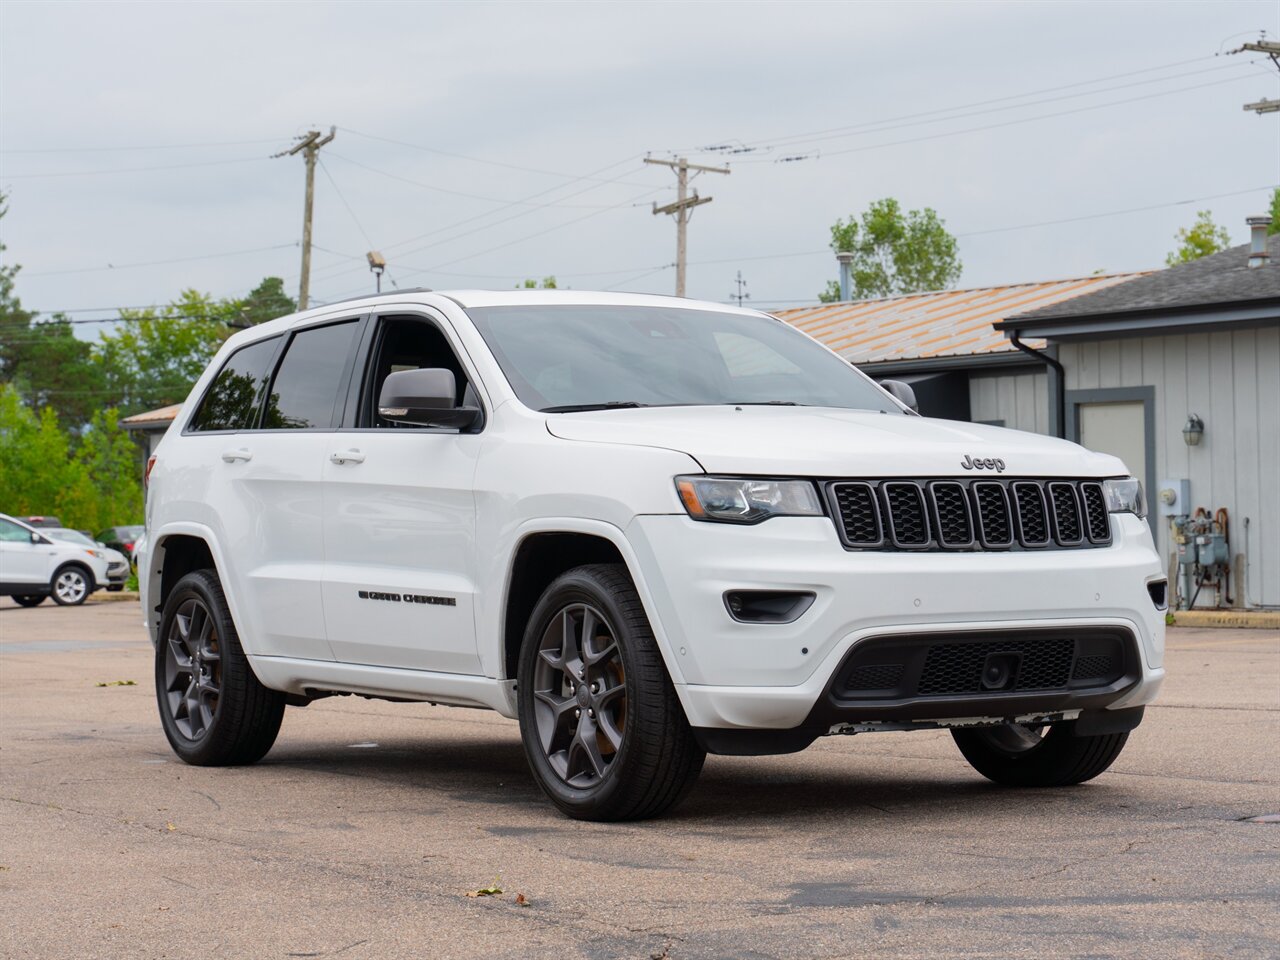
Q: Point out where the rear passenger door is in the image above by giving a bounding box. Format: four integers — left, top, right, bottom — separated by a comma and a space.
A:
320, 311, 484, 675
179, 318, 364, 662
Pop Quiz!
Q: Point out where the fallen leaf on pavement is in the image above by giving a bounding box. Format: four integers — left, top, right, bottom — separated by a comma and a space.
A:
514, 893, 528, 906
95, 680, 136, 687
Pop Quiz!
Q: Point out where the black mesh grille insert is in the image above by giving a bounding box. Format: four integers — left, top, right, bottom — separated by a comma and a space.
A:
918, 637, 1074, 695
884, 483, 929, 546
1072, 654, 1118, 681
831, 482, 881, 545
1049, 482, 1083, 544
930, 482, 973, 546
1013, 482, 1050, 546
827, 479, 1112, 551
844, 663, 905, 691
1080, 482, 1111, 543
973, 482, 1013, 546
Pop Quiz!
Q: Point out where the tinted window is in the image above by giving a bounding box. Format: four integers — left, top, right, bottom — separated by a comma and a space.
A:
262, 321, 359, 430
361, 317, 473, 428
466, 305, 898, 413
189, 337, 281, 432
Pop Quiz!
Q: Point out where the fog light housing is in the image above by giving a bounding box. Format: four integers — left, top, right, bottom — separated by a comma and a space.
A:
723, 590, 816, 624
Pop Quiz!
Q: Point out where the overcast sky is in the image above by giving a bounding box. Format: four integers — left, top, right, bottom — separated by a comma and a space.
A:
1, 0, 1277, 331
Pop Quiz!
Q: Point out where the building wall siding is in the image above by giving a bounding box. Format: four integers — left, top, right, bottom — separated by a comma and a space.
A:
1058, 328, 1280, 608
968, 370, 1047, 432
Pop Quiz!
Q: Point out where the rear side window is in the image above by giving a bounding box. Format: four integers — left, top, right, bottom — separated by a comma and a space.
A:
262, 321, 360, 430
189, 337, 281, 432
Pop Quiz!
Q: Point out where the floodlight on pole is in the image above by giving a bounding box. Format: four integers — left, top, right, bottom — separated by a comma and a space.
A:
367, 251, 386, 293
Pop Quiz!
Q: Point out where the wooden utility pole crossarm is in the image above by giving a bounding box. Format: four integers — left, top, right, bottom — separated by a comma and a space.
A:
645, 156, 729, 297
275, 127, 336, 310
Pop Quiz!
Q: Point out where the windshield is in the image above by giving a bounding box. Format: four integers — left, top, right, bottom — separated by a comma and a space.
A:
46, 528, 95, 546
466, 305, 898, 413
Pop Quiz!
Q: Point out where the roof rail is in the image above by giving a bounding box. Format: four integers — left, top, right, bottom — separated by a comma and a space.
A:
309, 287, 434, 309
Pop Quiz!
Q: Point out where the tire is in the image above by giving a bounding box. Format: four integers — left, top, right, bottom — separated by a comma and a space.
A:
517, 563, 704, 821
107, 585, 124, 593
13, 595, 46, 607
50, 564, 93, 606
952, 721, 1130, 787
155, 569, 285, 765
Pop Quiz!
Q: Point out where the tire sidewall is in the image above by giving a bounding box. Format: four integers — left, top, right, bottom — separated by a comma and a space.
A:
50, 564, 92, 605
155, 572, 229, 763
517, 571, 644, 816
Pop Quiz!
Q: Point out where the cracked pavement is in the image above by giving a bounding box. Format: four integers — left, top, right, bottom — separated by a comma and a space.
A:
1, 598, 1276, 959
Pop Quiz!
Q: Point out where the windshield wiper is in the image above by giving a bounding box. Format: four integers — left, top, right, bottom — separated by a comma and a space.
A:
725, 400, 804, 406
541, 401, 652, 413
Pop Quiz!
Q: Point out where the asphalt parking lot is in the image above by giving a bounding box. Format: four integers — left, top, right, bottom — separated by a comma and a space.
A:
1, 596, 1276, 959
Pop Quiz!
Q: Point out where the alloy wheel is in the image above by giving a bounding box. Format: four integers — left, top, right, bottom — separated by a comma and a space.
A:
162, 597, 222, 741
54, 569, 88, 604
531, 603, 628, 788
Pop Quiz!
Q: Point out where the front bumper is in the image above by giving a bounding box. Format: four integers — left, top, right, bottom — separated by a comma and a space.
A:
626, 512, 1165, 730
106, 562, 129, 586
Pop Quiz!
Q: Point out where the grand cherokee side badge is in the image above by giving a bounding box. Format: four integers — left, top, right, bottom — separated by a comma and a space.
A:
961, 454, 1006, 472
358, 590, 457, 606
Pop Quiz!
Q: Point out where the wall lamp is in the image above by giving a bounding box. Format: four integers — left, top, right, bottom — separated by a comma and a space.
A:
1182, 413, 1204, 447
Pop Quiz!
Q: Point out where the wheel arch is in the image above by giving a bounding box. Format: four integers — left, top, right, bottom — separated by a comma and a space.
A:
145, 524, 237, 648
52, 559, 97, 593
499, 520, 689, 694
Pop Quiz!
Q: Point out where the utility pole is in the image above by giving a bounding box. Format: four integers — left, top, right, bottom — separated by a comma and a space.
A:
275, 127, 335, 309
1232, 38, 1280, 114
645, 156, 729, 297
730, 270, 750, 307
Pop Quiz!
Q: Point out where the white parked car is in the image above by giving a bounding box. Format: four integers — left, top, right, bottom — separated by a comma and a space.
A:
0, 513, 113, 606
141, 291, 1166, 820
41, 528, 130, 591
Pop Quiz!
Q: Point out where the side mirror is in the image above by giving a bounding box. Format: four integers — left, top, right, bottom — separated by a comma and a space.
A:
880, 379, 919, 414
378, 368, 481, 429
30, 532, 49, 545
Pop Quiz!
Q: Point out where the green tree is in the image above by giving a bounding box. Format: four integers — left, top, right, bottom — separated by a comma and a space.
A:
1268, 188, 1280, 236
0, 191, 36, 383
0, 385, 97, 526
819, 198, 962, 302
223, 276, 296, 327
76, 407, 144, 525
93, 291, 232, 416
518, 276, 558, 289
1166, 210, 1231, 267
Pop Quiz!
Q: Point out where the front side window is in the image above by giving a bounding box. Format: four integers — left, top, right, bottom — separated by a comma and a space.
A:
466, 305, 898, 413
359, 316, 476, 428
0, 519, 32, 543
189, 336, 281, 432
262, 321, 360, 430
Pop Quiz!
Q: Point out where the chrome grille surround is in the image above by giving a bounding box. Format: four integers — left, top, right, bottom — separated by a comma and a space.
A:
826, 478, 1113, 552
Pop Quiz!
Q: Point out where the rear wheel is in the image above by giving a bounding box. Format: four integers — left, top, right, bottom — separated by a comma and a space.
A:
13, 594, 46, 607
517, 564, 704, 821
156, 569, 285, 765
952, 721, 1129, 787
50, 565, 92, 606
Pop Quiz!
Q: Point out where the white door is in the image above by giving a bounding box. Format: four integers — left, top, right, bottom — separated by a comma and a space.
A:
1079, 401, 1146, 484
0, 518, 51, 587
320, 313, 483, 675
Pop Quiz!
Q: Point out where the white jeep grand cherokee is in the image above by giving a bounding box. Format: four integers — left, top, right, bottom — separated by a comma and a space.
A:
140, 290, 1166, 821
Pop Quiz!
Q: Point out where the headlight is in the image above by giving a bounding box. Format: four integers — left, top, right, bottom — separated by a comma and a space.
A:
675, 476, 824, 524
1102, 477, 1146, 519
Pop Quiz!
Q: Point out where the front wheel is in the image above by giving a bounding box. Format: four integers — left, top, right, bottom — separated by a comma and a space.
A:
50, 565, 92, 605
517, 564, 704, 821
156, 569, 285, 765
952, 721, 1129, 787
13, 594, 46, 607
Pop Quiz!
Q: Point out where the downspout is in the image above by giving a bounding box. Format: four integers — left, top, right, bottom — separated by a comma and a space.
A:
1008, 331, 1065, 439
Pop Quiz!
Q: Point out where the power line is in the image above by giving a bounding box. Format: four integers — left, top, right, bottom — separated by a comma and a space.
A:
0, 155, 270, 179
0, 137, 289, 155
337, 127, 655, 188
324, 150, 630, 209
21, 242, 298, 278
733, 73, 1264, 164
716, 56, 1247, 155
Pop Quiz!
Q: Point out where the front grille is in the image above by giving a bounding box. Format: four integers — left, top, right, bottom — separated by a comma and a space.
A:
832, 629, 1132, 701
827, 478, 1113, 551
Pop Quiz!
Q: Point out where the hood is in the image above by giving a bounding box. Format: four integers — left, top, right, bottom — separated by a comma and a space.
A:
545, 406, 1126, 478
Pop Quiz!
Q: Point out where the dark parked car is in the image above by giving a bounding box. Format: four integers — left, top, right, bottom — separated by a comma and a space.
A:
22, 516, 64, 529
95, 525, 146, 560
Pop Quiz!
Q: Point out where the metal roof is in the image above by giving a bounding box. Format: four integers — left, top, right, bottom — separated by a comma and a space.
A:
775, 273, 1147, 366
120, 403, 182, 429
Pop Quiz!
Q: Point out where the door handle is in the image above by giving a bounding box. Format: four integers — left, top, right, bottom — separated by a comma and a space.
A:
221, 448, 253, 463
329, 449, 366, 465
